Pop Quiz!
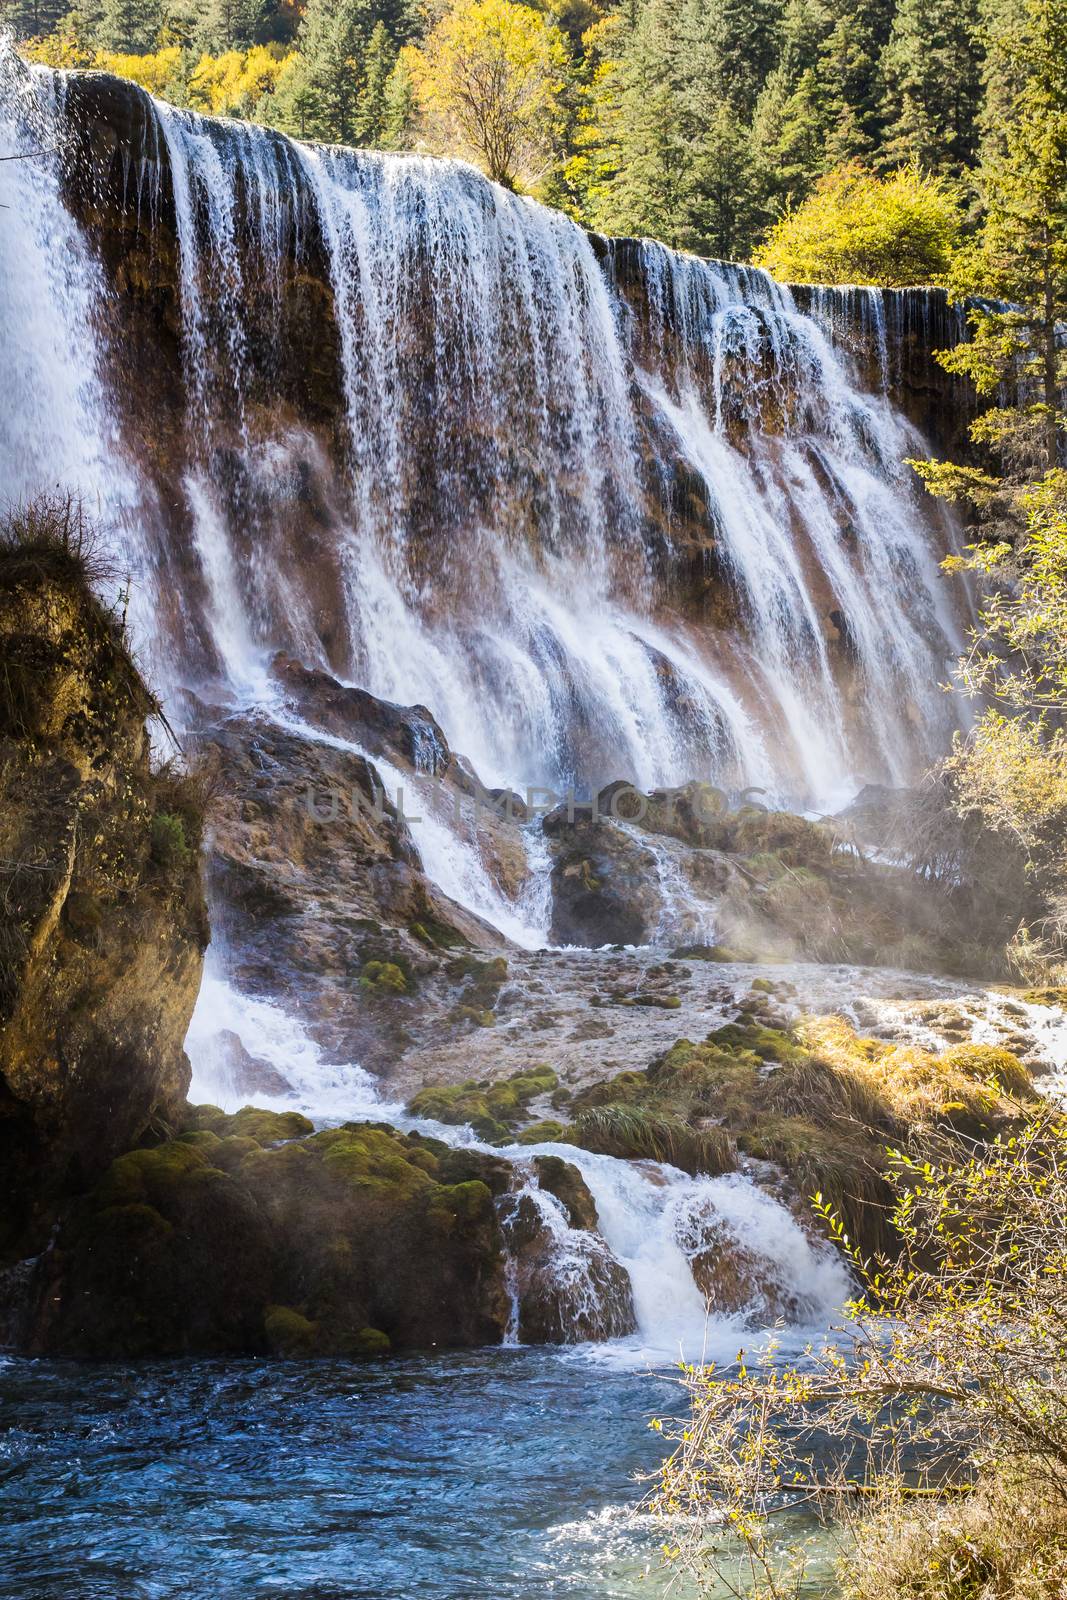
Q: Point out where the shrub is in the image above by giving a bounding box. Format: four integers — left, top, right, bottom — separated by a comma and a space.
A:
650, 1113, 1067, 1600
149, 811, 190, 875
754, 163, 960, 288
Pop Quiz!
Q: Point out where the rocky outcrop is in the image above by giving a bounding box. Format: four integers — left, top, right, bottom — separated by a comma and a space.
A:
187, 653, 540, 1072
542, 782, 1018, 976
26, 1109, 511, 1357
498, 1178, 635, 1344
0, 529, 208, 1255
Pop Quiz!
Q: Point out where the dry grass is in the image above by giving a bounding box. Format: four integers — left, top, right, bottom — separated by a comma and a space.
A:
800, 1015, 1034, 1135
841, 1461, 1067, 1600
0, 494, 116, 594
569, 1103, 735, 1176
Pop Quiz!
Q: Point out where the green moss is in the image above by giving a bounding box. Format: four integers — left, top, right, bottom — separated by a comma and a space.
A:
409, 918, 467, 950
633, 993, 682, 1008
349, 1326, 391, 1356
450, 1005, 495, 1027
750, 978, 776, 994
427, 1179, 494, 1228
316, 1127, 435, 1196
359, 959, 409, 995
210, 1135, 263, 1171
182, 1104, 228, 1133
408, 1066, 558, 1136
223, 1107, 315, 1144
515, 1119, 568, 1143
706, 1021, 806, 1063
176, 1129, 222, 1151
95, 1141, 210, 1208
264, 1304, 319, 1356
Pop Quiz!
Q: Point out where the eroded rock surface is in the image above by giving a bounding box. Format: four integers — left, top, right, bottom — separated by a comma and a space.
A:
0, 551, 207, 1251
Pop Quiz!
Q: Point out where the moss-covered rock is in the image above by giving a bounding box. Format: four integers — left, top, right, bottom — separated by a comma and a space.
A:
407, 1066, 559, 1142
26, 1117, 511, 1358
553, 1013, 1037, 1257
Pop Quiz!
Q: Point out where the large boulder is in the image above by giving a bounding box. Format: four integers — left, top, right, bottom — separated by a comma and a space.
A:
545, 802, 665, 946
498, 1184, 635, 1344
26, 1113, 512, 1357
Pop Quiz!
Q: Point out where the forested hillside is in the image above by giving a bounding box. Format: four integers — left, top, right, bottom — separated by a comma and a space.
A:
0, 0, 1043, 261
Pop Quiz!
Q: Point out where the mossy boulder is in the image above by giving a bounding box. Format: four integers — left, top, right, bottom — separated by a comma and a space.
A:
407, 1066, 559, 1142
531, 1155, 598, 1230
264, 1304, 319, 1357
26, 1118, 511, 1358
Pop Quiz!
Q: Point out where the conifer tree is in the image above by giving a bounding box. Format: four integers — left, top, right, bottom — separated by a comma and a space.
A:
296, 0, 370, 144
751, 65, 827, 213
195, 0, 266, 53
0, 0, 67, 37
357, 20, 397, 143
95, 0, 164, 52
919, 0, 1066, 483
687, 99, 763, 257
879, 0, 983, 174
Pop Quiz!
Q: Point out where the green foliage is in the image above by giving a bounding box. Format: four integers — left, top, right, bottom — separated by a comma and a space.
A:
149, 810, 190, 874
13, 0, 1053, 270
650, 1114, 1067, 1600
359, 959, 409, 995
906, 0, 1067, 978
878, 0, 982, 174
753, 161, 960, 284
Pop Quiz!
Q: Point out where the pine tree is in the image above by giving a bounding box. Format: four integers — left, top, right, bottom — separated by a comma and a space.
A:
879, 0, 984, 174
687, 98, 763, 257
675, 0, 783, 121
95, 0, 164, 52
296, 0, 370, 143
589, 0, 690, 243
357, 20, 397, 143
751, 65, 827, 213
0, 0, 68, 38
932, 0, 1067, 471
195, 0, 266, 53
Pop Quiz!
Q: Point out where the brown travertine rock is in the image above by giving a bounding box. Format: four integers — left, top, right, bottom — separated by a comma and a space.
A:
0, 557, 208, 1249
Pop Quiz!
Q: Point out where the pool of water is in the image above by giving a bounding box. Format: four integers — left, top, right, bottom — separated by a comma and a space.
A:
0, 1348, 701, 1599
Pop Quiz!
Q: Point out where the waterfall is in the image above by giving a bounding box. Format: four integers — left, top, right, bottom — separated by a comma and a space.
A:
3, 50, 968, 1357
185, 972, 851, 1362
2, 49, 967, 818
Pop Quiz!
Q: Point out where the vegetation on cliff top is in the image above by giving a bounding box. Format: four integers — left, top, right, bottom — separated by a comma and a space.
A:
6, 0, 1054, 271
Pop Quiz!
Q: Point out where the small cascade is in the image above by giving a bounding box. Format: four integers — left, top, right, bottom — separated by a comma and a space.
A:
185, 977, 851, 1361
513, 1144, 851, 1362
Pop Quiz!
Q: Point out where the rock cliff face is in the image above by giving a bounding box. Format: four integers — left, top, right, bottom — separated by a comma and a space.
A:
0, 524, 208, 1258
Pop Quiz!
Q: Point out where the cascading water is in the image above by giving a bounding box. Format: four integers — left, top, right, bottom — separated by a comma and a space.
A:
2, 47, 973, 1359
2, 46, 966, 816
185, 970, 851, 1362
